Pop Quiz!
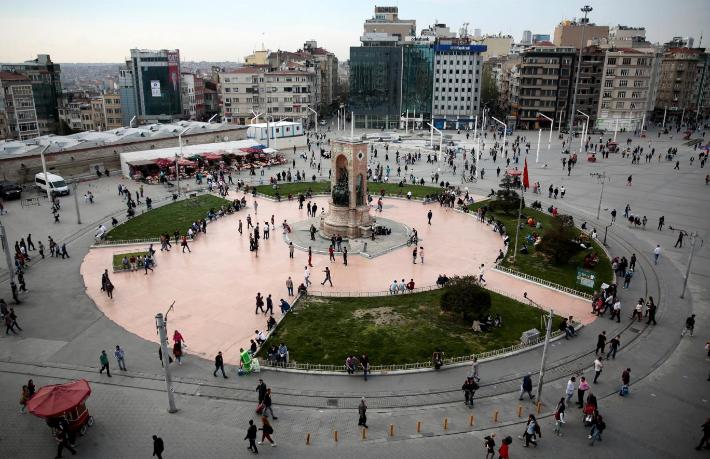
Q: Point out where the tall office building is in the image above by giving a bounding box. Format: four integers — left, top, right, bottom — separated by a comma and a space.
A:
432, 43, 486, 129
0, 72, 40, 140
363, 6, 416, 42
522, 30, 533, 45
119, 49, 182, 124
118, 60, 137, 126
0, 54, 62, 136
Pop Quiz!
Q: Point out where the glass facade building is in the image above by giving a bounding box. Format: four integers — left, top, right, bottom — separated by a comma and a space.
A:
349, 46, 402, 129
402, 45, 434, 119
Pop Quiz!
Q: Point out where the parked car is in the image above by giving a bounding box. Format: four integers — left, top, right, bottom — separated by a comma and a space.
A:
0, 180, 22, 200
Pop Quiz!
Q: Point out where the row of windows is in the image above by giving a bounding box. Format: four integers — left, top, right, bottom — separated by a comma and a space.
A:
603, 79, 646, 88
436, 69, 480, 75
435, 59, 479, 66
433, 105, 473, 111
600, 101, 640, 109
607, 57, 649, 66
434, 86, 476, 93
434, 96, 477, 102
606, 68, 646, 77
602, 90, 645, 99
435, 78, 479, 85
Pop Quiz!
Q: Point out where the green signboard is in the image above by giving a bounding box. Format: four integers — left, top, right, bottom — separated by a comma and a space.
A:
576, 268, 596, 288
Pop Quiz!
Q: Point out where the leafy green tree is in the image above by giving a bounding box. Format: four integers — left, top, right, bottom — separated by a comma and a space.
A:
481, 64, 501, 115
440, 276, 492, 322
536, 215, 580, 264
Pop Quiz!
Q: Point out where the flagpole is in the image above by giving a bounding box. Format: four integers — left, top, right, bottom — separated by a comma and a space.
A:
513, 158, 528, 263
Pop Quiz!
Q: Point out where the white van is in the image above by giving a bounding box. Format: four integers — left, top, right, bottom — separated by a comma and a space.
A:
35, 172, 70, 196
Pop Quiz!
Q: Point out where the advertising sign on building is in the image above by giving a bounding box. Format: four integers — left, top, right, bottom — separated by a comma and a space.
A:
150, 80, 161, 97
167, 51, 180, 93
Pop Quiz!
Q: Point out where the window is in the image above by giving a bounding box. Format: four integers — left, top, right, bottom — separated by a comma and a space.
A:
620, 69, 629, 76
622, 58, 631, 65
633, 80, 643, 87
617, 91, 626, 98
631, 91, 642, 99
607, 57, 616, 65
616, 101, 625, 108
604, 80, 613, 88
601, 102, 609, 109
603, 91, 612, 98
629, 103, 636, 109
619, 80, 628, 87
635, 69, 644, 76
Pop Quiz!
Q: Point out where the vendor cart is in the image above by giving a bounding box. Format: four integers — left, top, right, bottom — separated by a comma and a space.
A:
27, 379, 94, 436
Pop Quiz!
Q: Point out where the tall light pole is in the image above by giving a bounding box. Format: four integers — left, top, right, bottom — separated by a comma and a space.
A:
567, 5, 593, 155
426, 123, 444, 161
577, 109, 590, 152
71, 181, 81, 224
38, 144, 52, 203
590, 171, 609, 220
669, 227, 704, 299
662, 107, 667, 129
525, 291, 553, 403
537, 113, 554, 151
0, 219, 17, 287
490, 116, 507, 157
176, 126, 190, 196
155, 302, 178, 413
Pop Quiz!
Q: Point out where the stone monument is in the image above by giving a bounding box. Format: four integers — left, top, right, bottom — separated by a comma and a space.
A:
321, 138, 373, 238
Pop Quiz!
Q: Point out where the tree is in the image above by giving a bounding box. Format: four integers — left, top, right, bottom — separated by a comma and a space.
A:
440, 276, 492, 322
490, 175, 524, 214
480, 64, 501, 116
536, 215, 581, 264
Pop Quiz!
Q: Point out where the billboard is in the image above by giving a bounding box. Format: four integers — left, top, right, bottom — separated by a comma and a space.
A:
168, 51, 180, 94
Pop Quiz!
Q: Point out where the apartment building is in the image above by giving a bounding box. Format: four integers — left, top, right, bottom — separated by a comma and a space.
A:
655, 48, 708, 122
554, 20, 609, 48
0, 72, 39, 140
218, 67, 267, 125
363, 6, 416, 42
102, 93, 122, 129
596, 48, 660, 131
571, 46, 605, 128
514, 46, 576, 129
263, 70, 315, 123
432, 43, 485, 129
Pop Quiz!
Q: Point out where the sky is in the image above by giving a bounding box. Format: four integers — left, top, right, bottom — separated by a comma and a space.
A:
0, 0, 709, 63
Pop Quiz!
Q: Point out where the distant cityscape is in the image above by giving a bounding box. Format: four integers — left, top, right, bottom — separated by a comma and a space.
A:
0, 5, 708, 143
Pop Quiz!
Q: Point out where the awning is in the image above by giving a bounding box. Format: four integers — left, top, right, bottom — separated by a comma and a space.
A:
27, 379, 92, 418
200, 152, 223, 161
127, 159, 158, 167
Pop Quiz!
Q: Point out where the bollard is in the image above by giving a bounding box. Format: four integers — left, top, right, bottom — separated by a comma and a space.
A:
361, 428, 367, 440
334, 431, 338, 443
536, 401, 542, 414
416, 421, 422, 433
443, 417, 449, 430
306, 433, 311, 445
518, 405, 523, 417
469, 415, 475, 426
389, 424, 395, 437
493, 410, 499, 423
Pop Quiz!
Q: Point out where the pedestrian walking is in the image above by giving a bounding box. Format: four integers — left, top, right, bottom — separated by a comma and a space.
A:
343, 246, 348, 266
99, 350, 111, 377
152, 435, 164, 459
681, 314, 696, 337
255, 293, 265, 314
114, 345, 127, 371
54, 428, 77, 458
420, 246, 424, 264
263, 388, 277, 419
468, 356, 480, 382
478, 264, 486, 283
595, 331, 607, 355
358, 397, 368, 428
181, 235, 191, 253
674, 230, 685, 248
619, 368, 631, 396
214, 351, 227, 378
606, 335, 620, 360
258, 416, 276, 447
498, 436, 511, 459
483, 433, 496, 459
519, 373, 535, 400
646, 297, 657, 325
304, 266, 312, 287
286, 277, 294, 296
593, 356, 603, 384
19, 385, 30, 413
566, 376, 576, 403
427, 209, 433, 225
695, 418, 710, 451
289, 241, 294, 258
321, 266, 333, 286
256, 379, 267, 404
522, 414, 539, 447
588, 410, 606, 445
577, 376, 590, 407
245, 420, 258, 454
653, 244, 661, 264
361, 353, 370, 381
658, 216, 665, 231
553, 398, 566, 436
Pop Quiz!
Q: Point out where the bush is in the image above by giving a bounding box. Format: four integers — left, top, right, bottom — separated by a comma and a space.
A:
536, 214, 580, 264
440, 276, 492, 322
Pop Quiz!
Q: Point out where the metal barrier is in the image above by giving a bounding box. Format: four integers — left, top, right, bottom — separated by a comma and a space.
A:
493, 265, 593, 300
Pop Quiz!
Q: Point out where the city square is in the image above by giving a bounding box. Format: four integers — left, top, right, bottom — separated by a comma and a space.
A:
1, 1, 710, 458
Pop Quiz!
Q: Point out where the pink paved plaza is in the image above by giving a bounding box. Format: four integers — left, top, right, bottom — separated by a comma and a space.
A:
80, 195, 594, 364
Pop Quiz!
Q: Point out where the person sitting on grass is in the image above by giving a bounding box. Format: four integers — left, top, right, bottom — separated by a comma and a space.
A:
121, 256, 130, 271
266, 315, 276, 331
297, 283, 307, 295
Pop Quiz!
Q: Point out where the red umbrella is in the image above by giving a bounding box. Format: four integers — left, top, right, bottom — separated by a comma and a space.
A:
27, 379, 92, 418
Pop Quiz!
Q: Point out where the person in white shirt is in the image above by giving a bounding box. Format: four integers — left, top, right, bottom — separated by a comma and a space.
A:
390, 280, 399, 294
565, 376, 576, 402
304, 266, 311, 287
653, 244, 662, 265
478, 264, 486, 283
593, 357, 604, 384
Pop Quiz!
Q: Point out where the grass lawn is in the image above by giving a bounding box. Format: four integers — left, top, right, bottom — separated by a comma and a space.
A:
260, 290, 561, 366
106, 194, 230, 241
112, 251, 148, 270
470, 202, 613, 293
255, 181, 441, 199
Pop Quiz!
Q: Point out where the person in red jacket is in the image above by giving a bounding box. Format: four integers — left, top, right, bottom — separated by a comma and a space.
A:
498, 440, 509, 459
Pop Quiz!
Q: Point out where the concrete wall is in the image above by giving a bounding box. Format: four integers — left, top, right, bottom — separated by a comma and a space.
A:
0, 128, 248, 183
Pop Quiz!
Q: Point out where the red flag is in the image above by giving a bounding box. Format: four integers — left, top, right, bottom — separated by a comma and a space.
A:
523, 157, 530, 190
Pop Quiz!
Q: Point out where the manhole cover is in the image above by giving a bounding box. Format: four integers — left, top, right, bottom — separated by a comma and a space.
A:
629, 327, 641, 333
327, 399, 338, 407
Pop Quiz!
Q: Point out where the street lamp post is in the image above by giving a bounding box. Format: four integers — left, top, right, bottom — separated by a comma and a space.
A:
590, 171, 609, 220
614, 118, 619, 142
305, 106, 318, 134
0, 219, 17, 287
567, 5, 593, 156
72, 181, 81, 224
536, 127, 542, 163
537, 113, 554, 152
427, 123, 443, 161
155, 303, 178, 413
176, 126, 190, 196
38, 144, 52, 203
669, 227, 704, 299
662, 107, 667, 129
577, 109, 590, 153
490, 116, 507, 157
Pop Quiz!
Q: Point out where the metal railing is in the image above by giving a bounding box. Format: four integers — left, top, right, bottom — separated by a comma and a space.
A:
493, 265, 593, 300
306, 284, 440, 297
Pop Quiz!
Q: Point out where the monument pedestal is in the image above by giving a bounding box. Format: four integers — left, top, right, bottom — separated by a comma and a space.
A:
321, 138, 373, 239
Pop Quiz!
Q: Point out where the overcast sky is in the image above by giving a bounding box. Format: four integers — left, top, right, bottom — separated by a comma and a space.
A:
1, 0, 708, 63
